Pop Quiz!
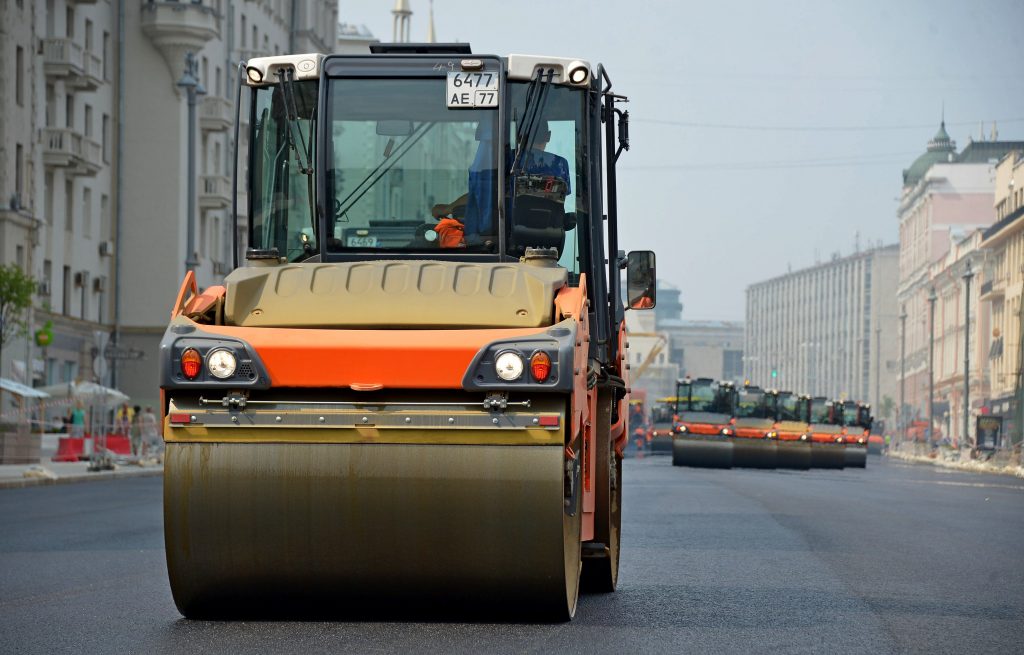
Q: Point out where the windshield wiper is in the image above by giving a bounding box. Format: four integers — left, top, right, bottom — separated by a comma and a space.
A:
276, 68, 314, 176
334, 121, 437, 219
510, 68, 555, 177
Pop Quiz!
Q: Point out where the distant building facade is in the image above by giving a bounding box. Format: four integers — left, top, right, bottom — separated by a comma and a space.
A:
896, 124, 1024, 440
670, 321, 744, 383
745, 245, 899, 406
0, 0, 337, 409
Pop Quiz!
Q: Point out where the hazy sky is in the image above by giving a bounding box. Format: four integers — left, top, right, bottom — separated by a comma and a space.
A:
339, 0, 1024, 320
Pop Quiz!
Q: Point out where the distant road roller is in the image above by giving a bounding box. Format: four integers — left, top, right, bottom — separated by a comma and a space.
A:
647, 397, 677, 455
671, 378, 735, 468
729, 383, 778, 469
766, 390, 811, 470
806, 397, 846, 469
159, 46, 655, 620
838, 400, 871, 469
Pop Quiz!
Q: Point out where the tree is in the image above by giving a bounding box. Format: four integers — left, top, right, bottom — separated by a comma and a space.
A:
880, 395, 895, 421
0, 264, 37, 377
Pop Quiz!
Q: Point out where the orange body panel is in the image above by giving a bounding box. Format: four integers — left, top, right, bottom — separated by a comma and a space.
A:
775, 430, 806, 442
680, 423, 726, 436
733, 427, 769, 439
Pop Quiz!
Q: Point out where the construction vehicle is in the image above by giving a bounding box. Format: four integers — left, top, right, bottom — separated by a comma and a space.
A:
838, 400, 871, 468
765, 390, 811, 470
159, 46, 655, 620
671, 378, 735, 468
628, 392, 648, 456
728, 383, 777, 468
648, 395, 677, 454
867, 418, 886, 455
806, 396, 846, 469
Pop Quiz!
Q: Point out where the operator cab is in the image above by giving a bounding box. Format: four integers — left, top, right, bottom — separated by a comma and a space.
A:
242, 49, 601, 282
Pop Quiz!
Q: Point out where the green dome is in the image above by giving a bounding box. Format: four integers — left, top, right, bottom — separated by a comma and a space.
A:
903, 121, 956, 187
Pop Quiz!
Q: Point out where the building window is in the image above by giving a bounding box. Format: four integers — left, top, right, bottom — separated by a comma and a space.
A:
16, 246, 25, 270
102, 114, 110, 163
101, 194, 109, 238
44, 173, 54, 223
65, 180, 73, 231
103, 31, 110, 80
241, 15, 247, 47
43, 260, 52, 296
84, 104, 93, 137
85, 18, 93, 52
15, 143, 24, 203
83, 187, 92, 237
66, 95, 74, 129
66, 6, 74, 38
16, 46, 24, 106
63, 266, 71, 315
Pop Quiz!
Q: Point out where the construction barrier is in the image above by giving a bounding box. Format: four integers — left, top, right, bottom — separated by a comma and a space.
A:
52, 434, 133, 462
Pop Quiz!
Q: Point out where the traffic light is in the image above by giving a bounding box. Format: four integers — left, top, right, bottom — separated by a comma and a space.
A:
771, 368, 778, 379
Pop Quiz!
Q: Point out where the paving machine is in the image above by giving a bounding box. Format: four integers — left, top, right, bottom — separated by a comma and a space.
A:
766, 390, 811, 469
867, 418, 886, 455
671, 378, 735, 468
806, 397, 846, 469
839, 400, 871, 468
159, 46, 655, 620
647, 396, 676, 454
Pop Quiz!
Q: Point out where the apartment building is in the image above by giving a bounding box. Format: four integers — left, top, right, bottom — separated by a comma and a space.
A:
744, 245, 899, 407
1, 0, 336, 408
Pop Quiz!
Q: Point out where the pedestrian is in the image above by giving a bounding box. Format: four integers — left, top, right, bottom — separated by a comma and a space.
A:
129, 404, 142, 456
69, 401, 87, 439
141, 406, 159, 456
115, 403, 134, 436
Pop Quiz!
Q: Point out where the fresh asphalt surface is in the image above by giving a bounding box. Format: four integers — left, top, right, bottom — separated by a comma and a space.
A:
2, 454, 1022, 654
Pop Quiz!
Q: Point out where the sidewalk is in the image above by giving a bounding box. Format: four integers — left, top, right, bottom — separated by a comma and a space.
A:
888, 444, 1024, 479
0, 433, 162, 489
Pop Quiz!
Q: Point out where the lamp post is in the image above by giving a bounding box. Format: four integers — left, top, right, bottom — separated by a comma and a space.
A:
875, 325, 881, 409
962, 260, 974, 449
928, 287, 937, 447
899, 305, 907, 443
177, 52, 206, 275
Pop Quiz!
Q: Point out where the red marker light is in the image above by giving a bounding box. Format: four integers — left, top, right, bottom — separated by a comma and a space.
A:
539, 415, 559, 427
180, 348, 202, 380
530, 351, 551, 382
169, 413, 192, 424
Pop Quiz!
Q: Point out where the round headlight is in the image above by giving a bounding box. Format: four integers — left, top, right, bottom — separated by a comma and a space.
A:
676, 425, 687, 433
207, 349, 237, 379
495, 351, 524, 381
800, 434, 809, 441
568, 65, 589, 84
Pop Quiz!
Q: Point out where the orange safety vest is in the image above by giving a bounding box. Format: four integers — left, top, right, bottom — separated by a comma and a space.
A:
434, 218, 465, 248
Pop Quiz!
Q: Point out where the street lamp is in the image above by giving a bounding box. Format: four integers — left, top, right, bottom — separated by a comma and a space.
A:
177, 52, 206, 275
927, 287, 937, 448
962, 260, 974, 449
899, 305, 907, 444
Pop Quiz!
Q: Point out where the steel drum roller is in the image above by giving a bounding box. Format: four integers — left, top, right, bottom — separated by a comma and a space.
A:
732, 439, 777, 469
809, 444, 845, 469
844, 445, 868, 468
672, 438, 733, 468
164, 441, 580, 619
776, 442, 811, 470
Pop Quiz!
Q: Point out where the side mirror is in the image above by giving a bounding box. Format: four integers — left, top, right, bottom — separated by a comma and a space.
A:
626, 250, 656, 310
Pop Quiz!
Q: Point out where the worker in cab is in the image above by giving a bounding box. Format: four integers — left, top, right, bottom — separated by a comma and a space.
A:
431, 120, 570, 248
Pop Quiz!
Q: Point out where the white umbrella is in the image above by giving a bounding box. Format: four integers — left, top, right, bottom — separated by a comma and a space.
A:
38, 380, 129, 402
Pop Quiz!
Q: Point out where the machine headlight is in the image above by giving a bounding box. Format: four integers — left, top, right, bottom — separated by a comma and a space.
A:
495, 351, 524, 381
676, 425, 687, 433
721, 428, 733, 436
766, 431, 778, 439
800, 434, 809, 441
567, 61, 589, 84
858, 438, 865, 444
835, 436, 844, 444
207, 349, 237, 379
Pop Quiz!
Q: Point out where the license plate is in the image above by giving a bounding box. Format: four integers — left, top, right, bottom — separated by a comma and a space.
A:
447, 71, 499, 109
346, 236, 378, 247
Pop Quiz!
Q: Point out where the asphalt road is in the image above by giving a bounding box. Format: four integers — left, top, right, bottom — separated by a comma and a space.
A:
1, 455, 1021, 654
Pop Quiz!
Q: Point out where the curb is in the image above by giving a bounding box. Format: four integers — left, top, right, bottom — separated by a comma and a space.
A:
0, 467, 163, 490
888, 451, 1024, 479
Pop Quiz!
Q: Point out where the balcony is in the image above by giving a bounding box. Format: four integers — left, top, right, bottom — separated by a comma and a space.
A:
140, 1, 219, 78
199, 175, 231, 210
42, 39, 102, 90
200, 96, 233, 132
42, 128, 102, 177
979, 277, 1006, 302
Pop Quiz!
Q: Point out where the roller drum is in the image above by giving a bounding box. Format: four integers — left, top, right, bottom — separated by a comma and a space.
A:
776, 442, 811, 470
672, 438, 733, 468
164, 441, 580, 619
649, 434, 673, 455
731, 439, 777, 469
809, 444, 845, 469
844, 445, 868, 468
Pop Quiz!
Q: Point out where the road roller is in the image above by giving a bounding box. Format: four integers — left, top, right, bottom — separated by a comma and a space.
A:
729, 383, 778, 469
838, 400, 871, 469
671, 378, 735, 468
867, 419, 886, 455
765, 390, 811, 470
647, 397, 677, 455
806, 397, 846, 469
159, 46, 655, 620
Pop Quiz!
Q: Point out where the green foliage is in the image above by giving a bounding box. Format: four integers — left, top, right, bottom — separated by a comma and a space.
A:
880, 395, 895, 420
0, 264, 37, 349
